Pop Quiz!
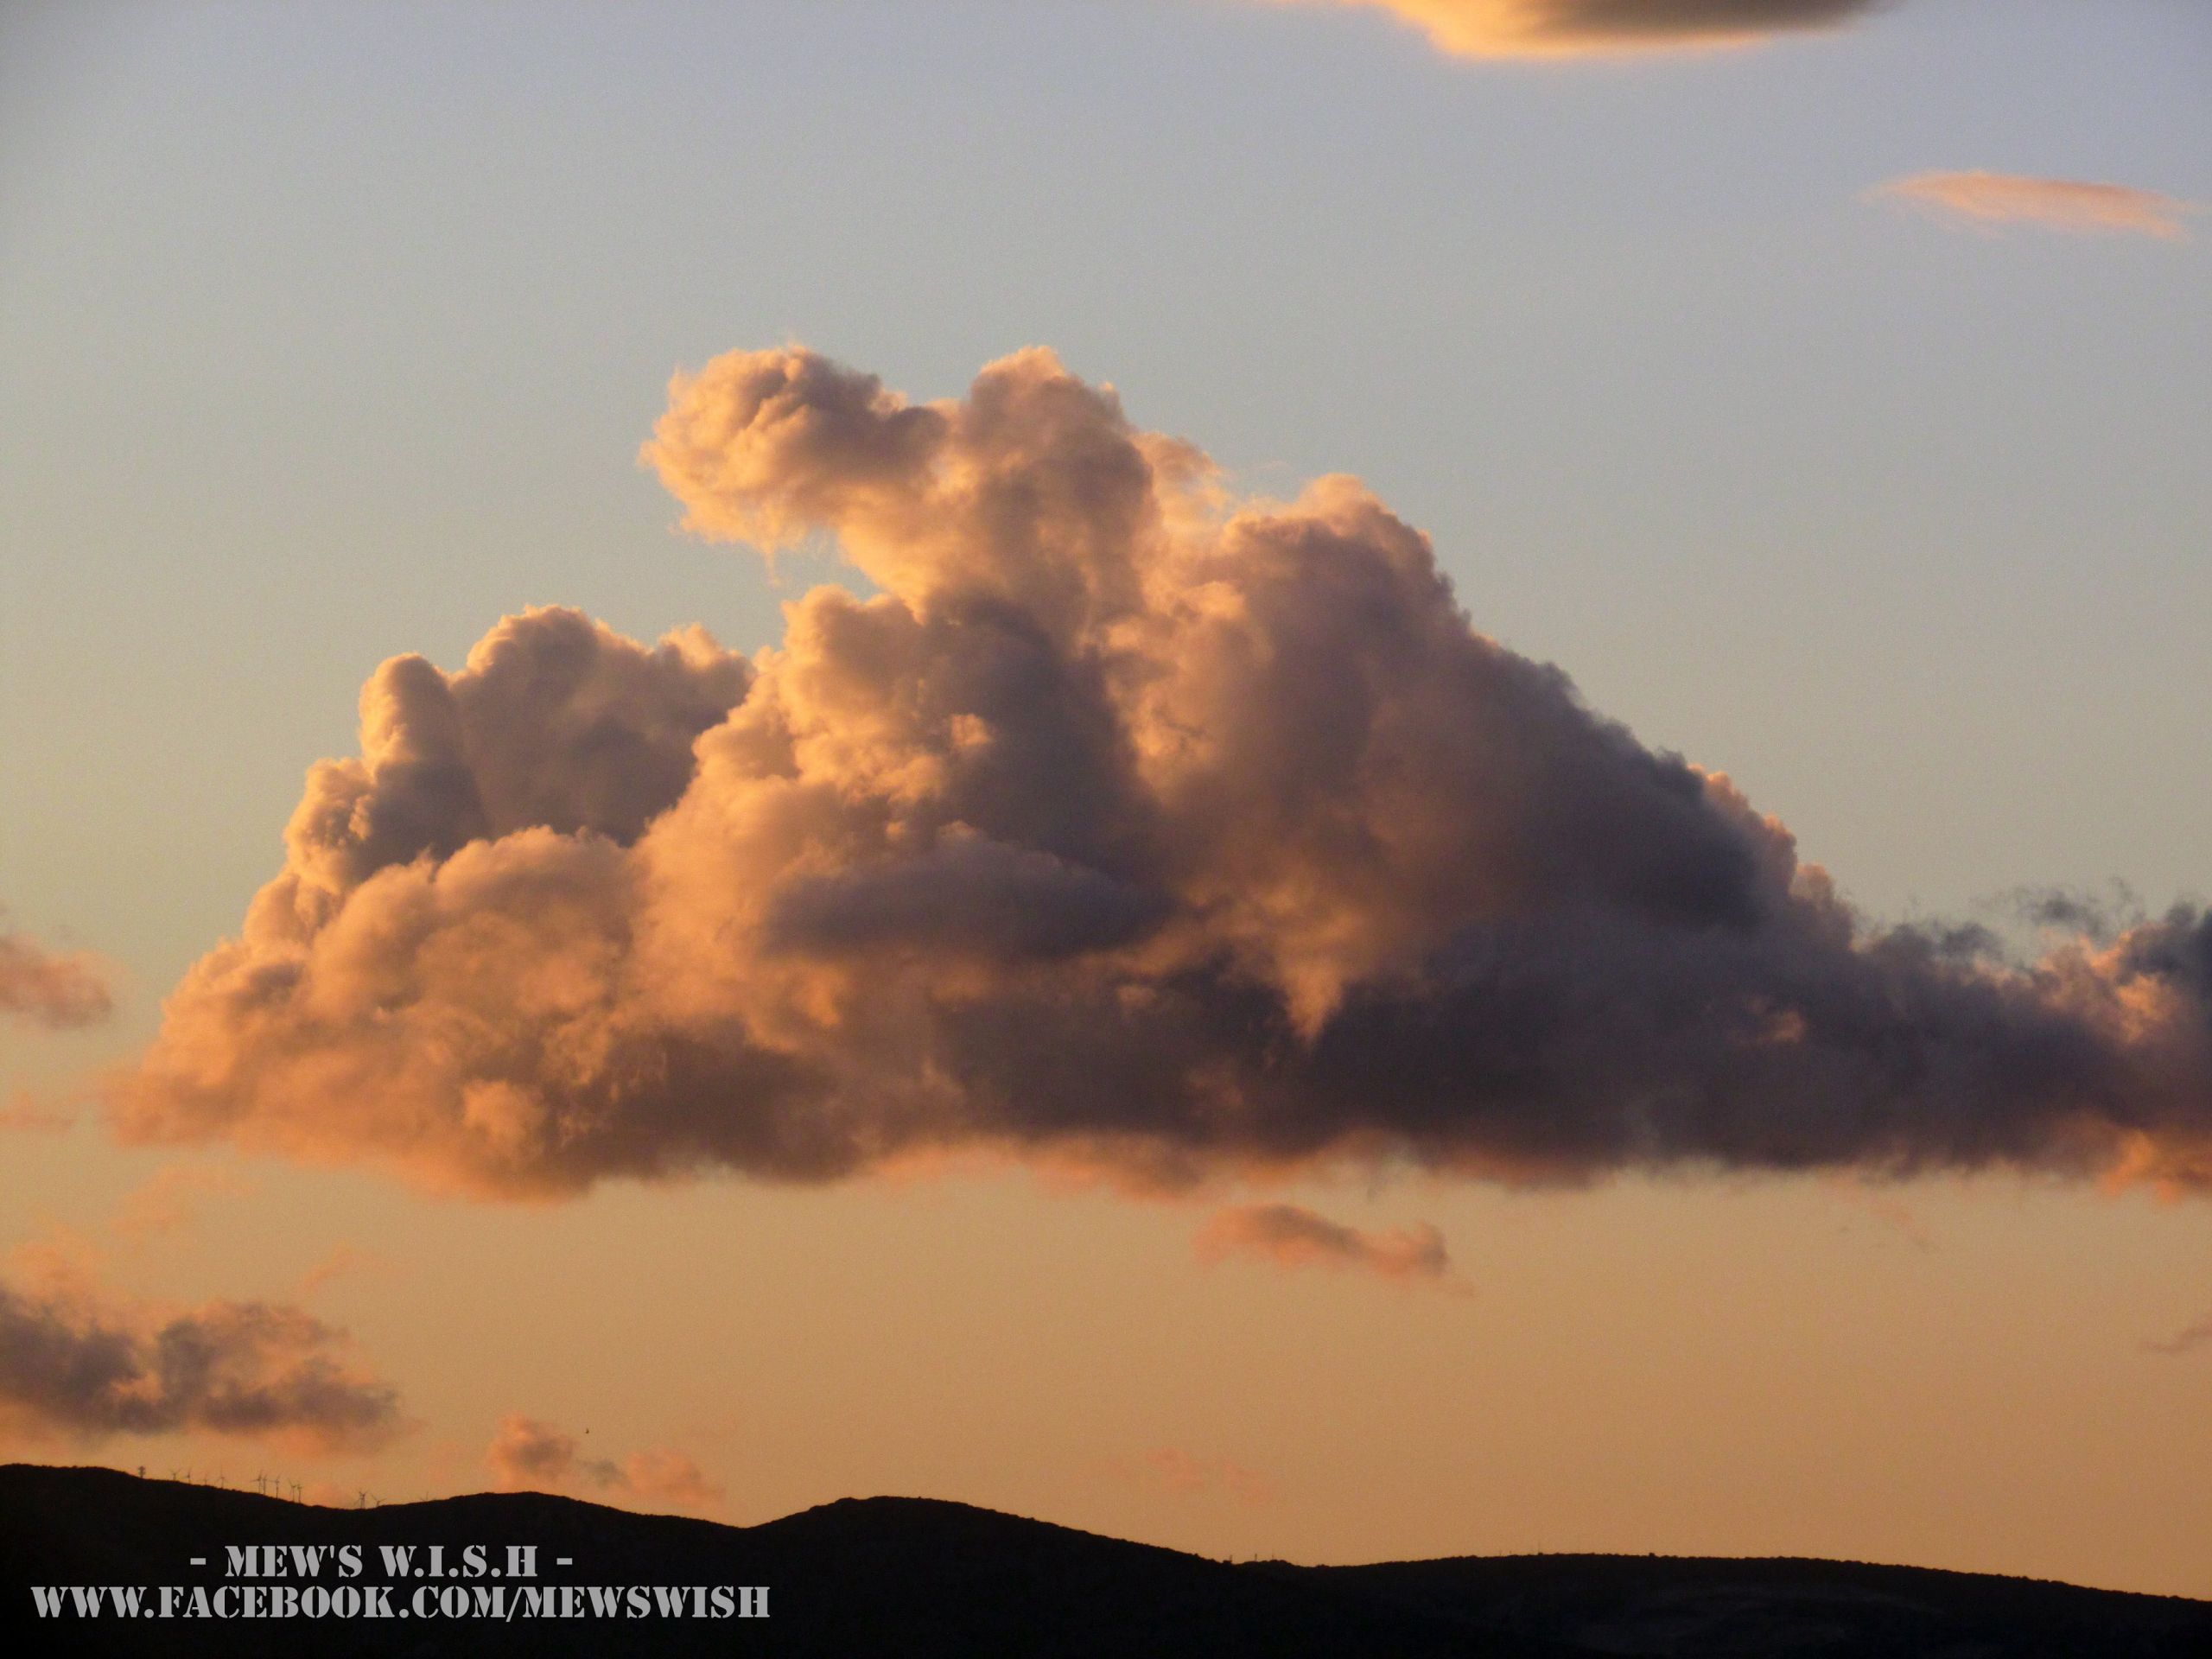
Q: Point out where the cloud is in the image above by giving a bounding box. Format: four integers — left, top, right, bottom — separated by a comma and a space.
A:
296, 1244, 378, 1300
618, 1446, 726, 1511
1872, 172, 2205, 240
1102, 1446, 1275, 1506
0, 925, 114, 1029
484, 1414, 721, 1513
0, 1090, 74, 1135
110, 1165, 256, 1246
1999, 883, 2143, 945
485, 1414, 611, 1487
112, 346, 2212, 1206
2144, 1315, 2212, 1359
1263, 1, 1883, 60
1197, 1203, 1459, 1287
1826, 1175, 1933, 1249
0, 1266, 403, 1451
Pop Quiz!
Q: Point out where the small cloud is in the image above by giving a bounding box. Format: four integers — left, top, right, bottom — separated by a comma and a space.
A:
2144, 1314, 2212, 1358
1826, 1175, 1934, 1249
110, 1165, 256, 1246
1197, 1202, 1466, 1291
0, 1089, 75, 1135
296, 1244, 378, 1300
0, 1262, 404, 1452
1263, 0, 1882, 60
5, 1226, 108, 1304
487, 1414, 615, 1488
1101, 1447, 1276, 1507
619, 1446, 727, 1511
483, 1414, 722, 1515
1871, 171, 2204, 240
1991, 883, 2144, 949
0, 924, 115, 1029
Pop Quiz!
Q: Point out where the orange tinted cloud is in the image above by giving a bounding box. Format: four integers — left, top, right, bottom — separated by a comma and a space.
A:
1265, 0, 1878, 59
484, 1414, 722, 1514
1197, 1203, 1459, 1287
1102, 1446, 1275, 1506
0, 1263, 402, 1451
0, 924, 114, 1028
0, 1090, 73, 1134
296, 1244, 378, 1300
1872, 171, 2205, 240
114, 346, 2212, 1205
109, 1164, 256, 1245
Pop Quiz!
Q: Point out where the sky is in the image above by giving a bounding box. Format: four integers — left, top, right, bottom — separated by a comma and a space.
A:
2, 0, 2209, 1599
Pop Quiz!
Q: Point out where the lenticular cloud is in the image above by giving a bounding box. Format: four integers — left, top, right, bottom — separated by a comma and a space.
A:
112, 347, 2212, 1199
1269, 1, 1881, 60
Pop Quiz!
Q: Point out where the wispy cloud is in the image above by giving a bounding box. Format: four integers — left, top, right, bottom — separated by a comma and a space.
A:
1264, 1, 1882, 60
110, 1165, 256, 1246
0, 1090, 75, 1135
1826, 1175, 1934, 1250
484, 1414, 722, 1514
0, 924, 114, 1029
1872, 171, 2204, 240
1101, 1447, 1276, 1506
2144, 1315, 2212, 1358
297, 1244, 378, 1300
1197, 1203, 1465, 1290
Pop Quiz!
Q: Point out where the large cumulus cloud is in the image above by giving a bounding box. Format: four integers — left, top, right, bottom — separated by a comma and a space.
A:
111, 346, 2212, 1200
1264, 1, 1884, 60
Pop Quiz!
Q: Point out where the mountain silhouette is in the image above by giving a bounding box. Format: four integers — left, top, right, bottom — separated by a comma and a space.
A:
4, 1463, 2209, 1656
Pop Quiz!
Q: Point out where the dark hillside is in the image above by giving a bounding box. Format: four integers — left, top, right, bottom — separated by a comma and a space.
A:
1295, 1549, 2212, 1656
6, 1464, 2209, 1656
